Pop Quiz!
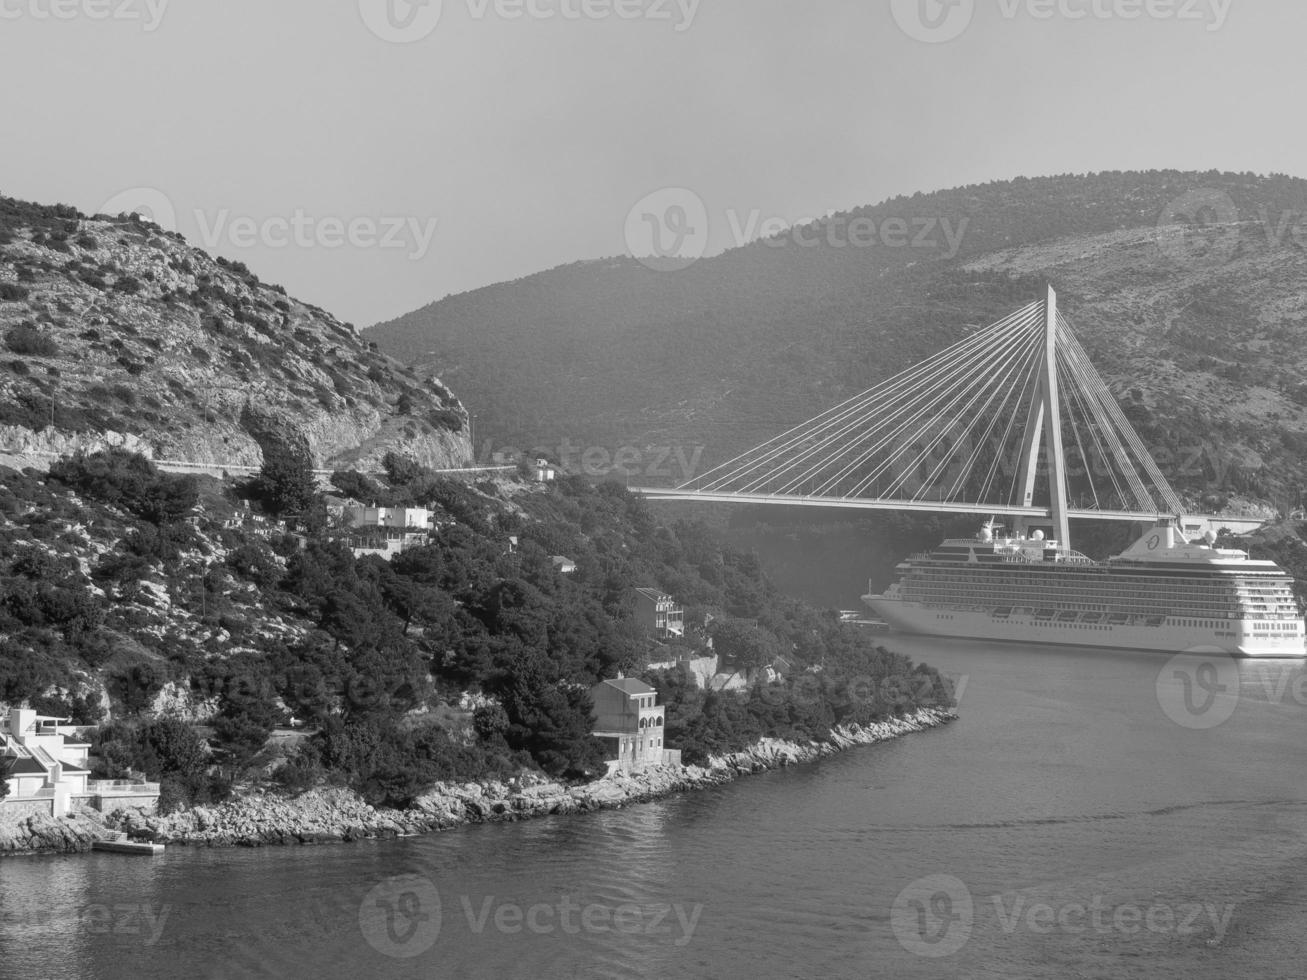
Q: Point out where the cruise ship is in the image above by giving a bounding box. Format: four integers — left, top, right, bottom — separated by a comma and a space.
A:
863, 519, 1306, 658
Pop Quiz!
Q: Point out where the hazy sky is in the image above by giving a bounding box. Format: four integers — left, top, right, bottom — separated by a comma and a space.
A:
1, 0, 1300, 326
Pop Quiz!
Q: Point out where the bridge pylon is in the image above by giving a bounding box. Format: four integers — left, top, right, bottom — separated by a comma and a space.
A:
633, 289, 1262, 543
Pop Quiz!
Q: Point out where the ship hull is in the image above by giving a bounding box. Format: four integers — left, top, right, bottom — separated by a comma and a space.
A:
863, 596, 1306, 658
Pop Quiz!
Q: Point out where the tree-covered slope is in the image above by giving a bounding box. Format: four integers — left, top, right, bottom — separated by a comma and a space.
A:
0, 450, 954, 810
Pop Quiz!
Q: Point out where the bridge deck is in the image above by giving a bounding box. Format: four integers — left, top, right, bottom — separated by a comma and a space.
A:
634, 488, 1267, 535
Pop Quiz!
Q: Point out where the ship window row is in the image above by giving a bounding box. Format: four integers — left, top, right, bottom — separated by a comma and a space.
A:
915, 567, 1296, 595
918, 571, 1272, 592
911, 578, 1281, 606
906, 582, 1246, 604
901, 586, 1276, 617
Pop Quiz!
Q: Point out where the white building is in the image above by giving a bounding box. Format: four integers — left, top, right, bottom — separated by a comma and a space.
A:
635, 588, 685, 639
1, 710, 90, 815
344, 505, 439, 561
344, 505, 434, 530
2, 710, 160, 816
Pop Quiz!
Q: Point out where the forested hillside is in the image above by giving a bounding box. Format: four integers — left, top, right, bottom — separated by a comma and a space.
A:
0, 450, 953, 811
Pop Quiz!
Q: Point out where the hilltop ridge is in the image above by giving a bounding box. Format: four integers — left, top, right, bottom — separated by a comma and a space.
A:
0, 195, 471, 474
369, 169, 1307, 508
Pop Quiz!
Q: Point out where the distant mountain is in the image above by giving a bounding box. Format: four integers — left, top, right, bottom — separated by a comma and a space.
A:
0, 195, 471, 472
369, 170, 1307, 508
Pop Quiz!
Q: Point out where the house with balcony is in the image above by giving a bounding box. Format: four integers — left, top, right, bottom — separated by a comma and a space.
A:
343, 505, 438, 561
1, 709, 90, 815
590, 678, 680, 774
552, 555, 578, 575
1, 710, 161, 817
635, 588, 684, 639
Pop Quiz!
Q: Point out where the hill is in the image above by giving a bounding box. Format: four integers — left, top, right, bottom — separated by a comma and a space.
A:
368, 170, 1307, 509
0, 191, 954, 821
0, 195, 471, 473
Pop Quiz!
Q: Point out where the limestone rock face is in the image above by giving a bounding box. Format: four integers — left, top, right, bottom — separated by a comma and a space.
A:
0, 809, 105, 855
0, 200, 473, 474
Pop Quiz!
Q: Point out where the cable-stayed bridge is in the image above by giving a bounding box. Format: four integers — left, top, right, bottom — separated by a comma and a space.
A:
638, 287, 1266, 539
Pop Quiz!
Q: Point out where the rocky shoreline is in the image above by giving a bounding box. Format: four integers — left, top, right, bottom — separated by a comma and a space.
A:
0, 809, 109, 857
102, 708, 955, 849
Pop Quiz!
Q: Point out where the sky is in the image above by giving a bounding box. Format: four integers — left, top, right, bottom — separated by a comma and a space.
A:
0, 0, 1301, 326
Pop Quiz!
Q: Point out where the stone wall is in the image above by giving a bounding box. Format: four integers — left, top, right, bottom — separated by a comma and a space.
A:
0, 798, 56, 822
79, 793, 159, 814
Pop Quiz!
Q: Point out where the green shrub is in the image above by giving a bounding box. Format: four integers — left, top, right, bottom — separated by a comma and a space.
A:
49, 449, 198, 525
428, 408, 464, 431
4, 324, 58, 357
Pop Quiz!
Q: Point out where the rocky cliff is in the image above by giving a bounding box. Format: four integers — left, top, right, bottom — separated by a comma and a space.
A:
0, 807, 107, 856
0, 196, 472, 473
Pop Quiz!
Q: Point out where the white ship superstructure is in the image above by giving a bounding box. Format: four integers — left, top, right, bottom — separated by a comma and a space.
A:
864, 519, 1306, 657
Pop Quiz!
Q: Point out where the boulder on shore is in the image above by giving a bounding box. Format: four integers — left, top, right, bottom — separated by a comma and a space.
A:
0, 810, 107, 856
